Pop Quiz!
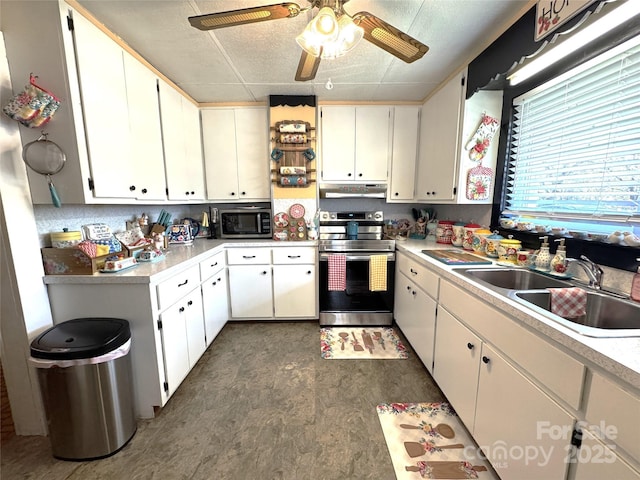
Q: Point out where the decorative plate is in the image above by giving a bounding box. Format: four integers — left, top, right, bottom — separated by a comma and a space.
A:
274, 212, 289, 228
289, 203, 305, 219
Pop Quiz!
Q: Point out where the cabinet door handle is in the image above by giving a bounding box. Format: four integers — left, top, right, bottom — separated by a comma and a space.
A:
482, 356, 490, 364
261, 270, 268, 275
411, 290, 416, 296
288, 255, 301, 259
212, 281, 217, 286
129, 185, 136, 191
467, 342, 474, 350
406, 285, 411, 291
187, 300, 193, 306
141, 188, 147, 194
178, 279, 189, 287
243, 255, 256, 259
179, 306, 185, 313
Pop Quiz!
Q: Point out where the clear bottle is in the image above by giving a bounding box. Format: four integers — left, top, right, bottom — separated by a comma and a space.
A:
550, 239, 567, 274
535, 236, 551, 271
631, 258, 640, 303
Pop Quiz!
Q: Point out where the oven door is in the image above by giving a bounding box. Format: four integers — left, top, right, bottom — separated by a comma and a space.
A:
319, 252, 395, 326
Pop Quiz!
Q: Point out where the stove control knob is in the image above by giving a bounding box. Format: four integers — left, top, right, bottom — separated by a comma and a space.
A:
330, 213, 336, 219
374, 212, 383, 220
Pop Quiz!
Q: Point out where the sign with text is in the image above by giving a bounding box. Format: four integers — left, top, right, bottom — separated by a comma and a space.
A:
535, 0, 596, 41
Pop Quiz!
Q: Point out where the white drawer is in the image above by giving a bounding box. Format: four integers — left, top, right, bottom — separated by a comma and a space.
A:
397, 252, 439, 298
272, 247, 316, 264
199, 250, 225, 281
586, 371, 640, 461
226, 247, 271, 265
440, 280, 584, 409
156, 265, 200, 311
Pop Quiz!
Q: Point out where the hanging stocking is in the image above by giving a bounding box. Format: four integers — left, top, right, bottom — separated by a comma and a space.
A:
465, 113, 499, 162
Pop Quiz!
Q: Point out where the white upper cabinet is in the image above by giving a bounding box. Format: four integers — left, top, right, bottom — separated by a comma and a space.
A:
416, 69, 466, 202
71, 11, 135, 199
320, 106, 390, 182
159, 81, 205, 201
201, 107, 269, 201
388, 106, 420, 201
122, 51, 166, 200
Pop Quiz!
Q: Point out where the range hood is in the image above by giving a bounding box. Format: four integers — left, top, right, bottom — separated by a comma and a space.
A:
319, 183, 387, 198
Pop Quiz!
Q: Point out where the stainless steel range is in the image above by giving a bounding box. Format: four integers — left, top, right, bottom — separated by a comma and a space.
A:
318, 211, 395, 326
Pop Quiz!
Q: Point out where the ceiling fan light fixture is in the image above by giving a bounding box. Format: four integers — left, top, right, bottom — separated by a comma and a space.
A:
321, 15, 363, 59
311, 6, 339, 38
296, 23, 324, 57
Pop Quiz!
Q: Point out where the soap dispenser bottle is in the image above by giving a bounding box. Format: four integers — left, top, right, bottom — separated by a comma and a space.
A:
535, 236, 551, 271
550, 239, 567, 274
631, 258, 640, 302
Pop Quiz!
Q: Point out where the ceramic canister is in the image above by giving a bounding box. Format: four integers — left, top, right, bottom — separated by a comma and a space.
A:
436, 220, 454, 244
485, 231, 503, 258
471, 228, 492, 255
451, 221, 465, 247
462, 223, 481, 251
497, 236, 522, 264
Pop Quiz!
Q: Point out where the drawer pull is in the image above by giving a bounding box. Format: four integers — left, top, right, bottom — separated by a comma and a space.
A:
288, 255, 301, 259
482, 356, 490, 364
210, 262, 218, 267
243, 255, 256, 259
467, 343, 474, 350
178, 279, 189, 287
410, 268, 418, 275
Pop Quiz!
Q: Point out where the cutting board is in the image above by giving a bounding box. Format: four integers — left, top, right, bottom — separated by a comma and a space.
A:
421, 249, 492, 265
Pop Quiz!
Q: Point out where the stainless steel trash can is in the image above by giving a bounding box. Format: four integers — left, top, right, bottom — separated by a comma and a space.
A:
30, 318, 137, 461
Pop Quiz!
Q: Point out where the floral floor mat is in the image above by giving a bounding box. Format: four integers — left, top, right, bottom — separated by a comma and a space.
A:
377, 402, 498, 479
320, 327, 408, 359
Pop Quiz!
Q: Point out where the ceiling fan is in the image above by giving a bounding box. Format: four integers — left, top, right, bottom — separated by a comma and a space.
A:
188, 0, 429, 82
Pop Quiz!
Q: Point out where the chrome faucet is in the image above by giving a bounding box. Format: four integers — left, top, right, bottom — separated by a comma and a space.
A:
566, 255, 604, 290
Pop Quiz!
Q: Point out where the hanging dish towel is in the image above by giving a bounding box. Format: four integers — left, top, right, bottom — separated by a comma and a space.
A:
328, 254, 346, 291
369, 255, 388, 292
548, 287, 587, 318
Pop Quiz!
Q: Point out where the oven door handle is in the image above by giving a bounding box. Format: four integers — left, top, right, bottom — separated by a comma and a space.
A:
319, 253, 395, 261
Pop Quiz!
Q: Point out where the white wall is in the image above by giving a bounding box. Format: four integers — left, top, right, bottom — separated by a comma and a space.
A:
0, 31, 51, 435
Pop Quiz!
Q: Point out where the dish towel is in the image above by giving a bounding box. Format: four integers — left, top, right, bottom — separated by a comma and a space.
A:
369, 255, 388, 292
328, 254, 346, 291
548, 287, 587, 318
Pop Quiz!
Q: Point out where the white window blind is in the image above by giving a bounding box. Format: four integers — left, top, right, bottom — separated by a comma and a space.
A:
505, 36, 640, 222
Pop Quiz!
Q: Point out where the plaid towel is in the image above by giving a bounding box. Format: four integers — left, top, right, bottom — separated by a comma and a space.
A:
548, 287, 587, 318
328, 254, 346, 291
369, 255, 388, 292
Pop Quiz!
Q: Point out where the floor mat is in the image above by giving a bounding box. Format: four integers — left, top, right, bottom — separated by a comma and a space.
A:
320, 327, 408, 359
377, 402, 498, 479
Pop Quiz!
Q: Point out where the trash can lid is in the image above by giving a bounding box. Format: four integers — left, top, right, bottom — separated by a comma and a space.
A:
30, 318, 131, 360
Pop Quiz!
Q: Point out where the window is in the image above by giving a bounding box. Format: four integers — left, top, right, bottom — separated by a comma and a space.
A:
504, 35, 640, 234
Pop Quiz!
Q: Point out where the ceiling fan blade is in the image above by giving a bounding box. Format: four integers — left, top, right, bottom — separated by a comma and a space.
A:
188, 3, 301, 31
295, 50, 321, 82
353, 12, 429, 63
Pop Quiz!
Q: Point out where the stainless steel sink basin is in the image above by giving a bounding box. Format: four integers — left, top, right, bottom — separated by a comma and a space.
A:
511, 290, 640, 337
456, 268, 573, 291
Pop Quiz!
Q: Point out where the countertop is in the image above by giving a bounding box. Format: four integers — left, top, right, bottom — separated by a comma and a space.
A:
42, 236, 640, 390
396, 238, 640, 392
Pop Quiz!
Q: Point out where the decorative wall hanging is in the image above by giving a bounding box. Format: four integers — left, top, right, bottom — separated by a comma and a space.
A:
465, 113, 499, 201
271, 120, 316, 188
3, 74, 61, 128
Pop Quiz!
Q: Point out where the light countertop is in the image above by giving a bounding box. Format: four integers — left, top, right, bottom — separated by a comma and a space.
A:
397, 237, 640, 392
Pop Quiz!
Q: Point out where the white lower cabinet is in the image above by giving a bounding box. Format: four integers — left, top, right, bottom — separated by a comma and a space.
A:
473, 343, 573, 480
394, 272, 437, 372
273, 264, 316, 317
201, 259, 228, 346
433, 308, 481, 429
394, 252, 439, 372
228, 265, 273, 318
572, 429, 640, 480
227, 246, 318, 320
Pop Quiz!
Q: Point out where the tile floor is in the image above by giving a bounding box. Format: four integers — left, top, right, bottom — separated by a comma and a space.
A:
1, 321, 445, 480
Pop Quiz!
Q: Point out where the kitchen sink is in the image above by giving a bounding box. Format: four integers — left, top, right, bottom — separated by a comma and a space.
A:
455, 268, 573, 291
510, 290, 640, 337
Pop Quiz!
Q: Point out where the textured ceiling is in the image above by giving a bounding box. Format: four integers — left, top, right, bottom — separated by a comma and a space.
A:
75, 0, 532, 104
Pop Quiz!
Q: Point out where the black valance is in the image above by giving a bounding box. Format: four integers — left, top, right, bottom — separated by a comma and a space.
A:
269, 95, 317, 107
466, 1, 605, 98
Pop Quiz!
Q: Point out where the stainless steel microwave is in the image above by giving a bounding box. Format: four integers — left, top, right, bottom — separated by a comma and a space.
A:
219, 207, 272, 239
